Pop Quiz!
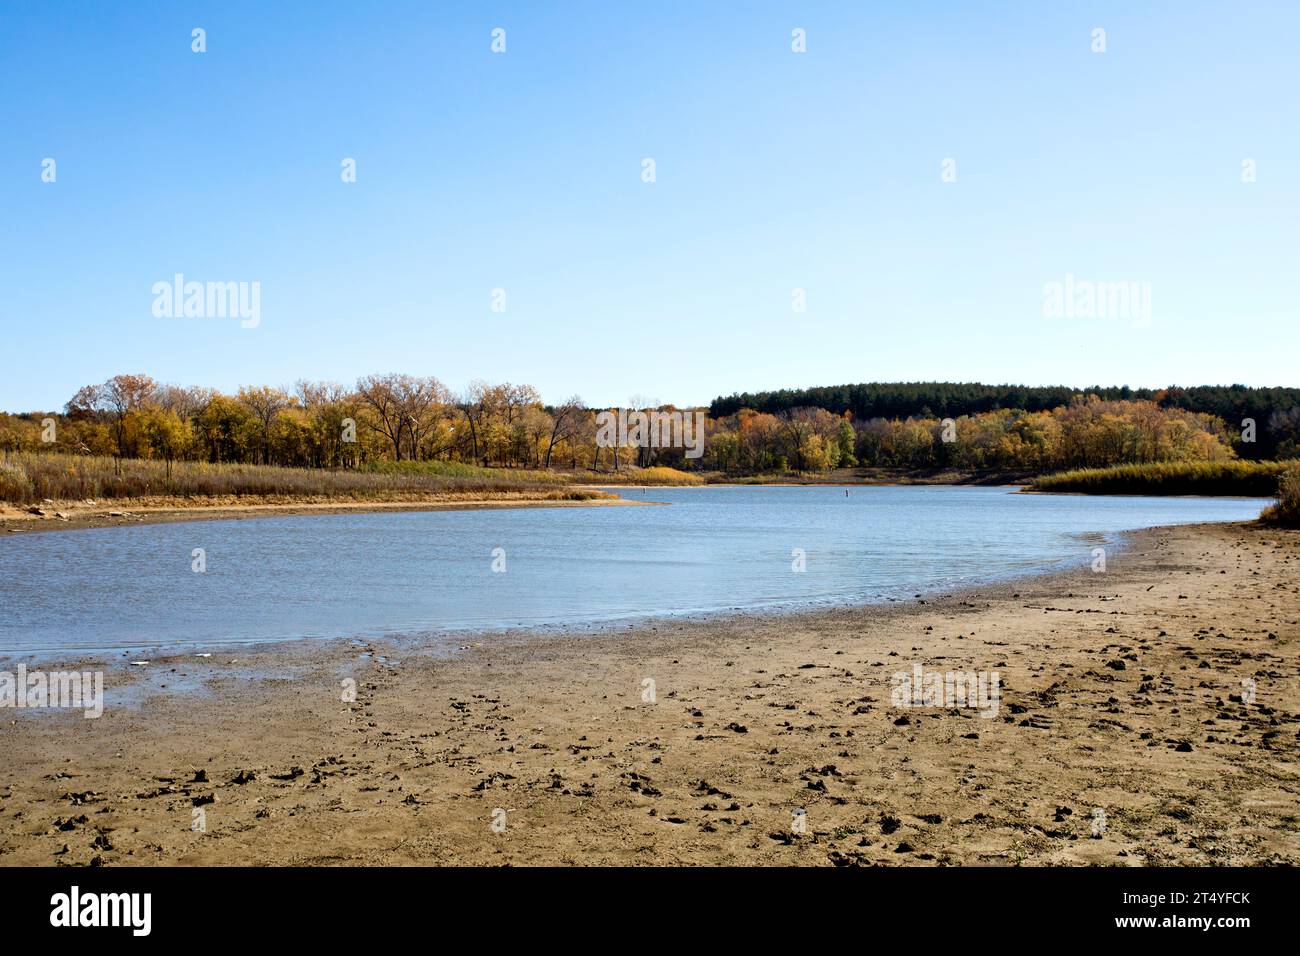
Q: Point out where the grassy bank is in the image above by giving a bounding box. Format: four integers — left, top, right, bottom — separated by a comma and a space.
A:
571, 466, 706, 486
1027, 459, 1296, 496
0, 452, 603, 506
369, 462, 709, 487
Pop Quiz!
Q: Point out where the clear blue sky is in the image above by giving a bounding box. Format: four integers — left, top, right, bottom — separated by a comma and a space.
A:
2, 1, 1296, 412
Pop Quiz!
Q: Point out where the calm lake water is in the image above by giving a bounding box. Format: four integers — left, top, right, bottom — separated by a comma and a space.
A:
0, 486, 1267, 657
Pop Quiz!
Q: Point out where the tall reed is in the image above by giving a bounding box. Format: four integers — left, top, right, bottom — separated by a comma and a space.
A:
1029, 460, 1295, 496
0, 452, 593, 505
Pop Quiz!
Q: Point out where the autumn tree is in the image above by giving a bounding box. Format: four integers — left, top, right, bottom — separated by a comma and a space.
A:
139, 406, 192, 477
237, 386, 292, 465
778, 407, 840, 472
296, 381, 361, 468
66, 373, 157, 460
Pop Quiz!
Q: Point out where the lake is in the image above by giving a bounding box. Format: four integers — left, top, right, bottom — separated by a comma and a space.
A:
0, 486, 1267, 658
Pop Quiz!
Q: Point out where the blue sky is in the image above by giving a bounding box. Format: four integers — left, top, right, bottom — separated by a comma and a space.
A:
2, 1, 1297, 412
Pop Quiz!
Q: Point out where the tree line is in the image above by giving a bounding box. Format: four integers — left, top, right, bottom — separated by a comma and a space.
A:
0, 374, 1294, 477
0, 374, 668, 473
704, 398, 1248, 473
710, 381, 1300, 460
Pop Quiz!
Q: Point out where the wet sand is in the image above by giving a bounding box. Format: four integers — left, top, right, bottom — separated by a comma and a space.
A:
0, 521, 1296, 866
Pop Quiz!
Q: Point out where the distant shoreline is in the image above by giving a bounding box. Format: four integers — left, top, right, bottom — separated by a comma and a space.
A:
0, 493, 648, 536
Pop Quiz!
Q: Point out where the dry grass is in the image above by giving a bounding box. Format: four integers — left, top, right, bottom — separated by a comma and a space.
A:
0, 452, 597, 505
569, 466, 706, 486
1028, 459, 1296, 496
1261, 466, 1300, 527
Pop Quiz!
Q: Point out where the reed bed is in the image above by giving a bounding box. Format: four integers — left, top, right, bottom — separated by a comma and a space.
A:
575, 466, 706, 486
0, 452, 593, 505
1028, 459, 1296, 497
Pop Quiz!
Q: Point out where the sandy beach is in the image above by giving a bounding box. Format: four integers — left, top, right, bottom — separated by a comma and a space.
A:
0, 520, 1296, 867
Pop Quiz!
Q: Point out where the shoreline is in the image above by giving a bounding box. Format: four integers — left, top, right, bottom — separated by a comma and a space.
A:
0, 492, 648, 537
1, 520, 1295, 866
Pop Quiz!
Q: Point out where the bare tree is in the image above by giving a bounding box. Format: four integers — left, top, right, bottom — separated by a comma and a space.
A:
156, 384, 214, 422
456, 381, 494, 466
395, 376, 451, 461
544, 396, 586, 468
356, 374, 406, 461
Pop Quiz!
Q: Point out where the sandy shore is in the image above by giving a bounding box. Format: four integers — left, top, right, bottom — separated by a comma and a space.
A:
0, 521, 1296, 866
0, 492, 642, 536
